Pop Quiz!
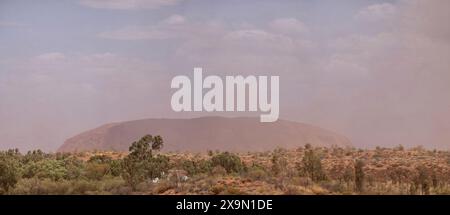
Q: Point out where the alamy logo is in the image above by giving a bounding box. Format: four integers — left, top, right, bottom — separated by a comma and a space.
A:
171, 68, 279, 122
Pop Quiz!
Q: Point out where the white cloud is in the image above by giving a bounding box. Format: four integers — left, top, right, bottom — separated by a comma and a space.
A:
35, 52, 66, 62
268, 18, 308, 34
0, 21, 26, 27
79, 0, 182, 10
224, 29, 275, 41
98, 26, 173, 40
97, 14, 314, 61
6, 52, 164, 92
98, 14, 186, 40
163, 14, 186, 25
222, 29, 314, 55
355, 3, 397, 22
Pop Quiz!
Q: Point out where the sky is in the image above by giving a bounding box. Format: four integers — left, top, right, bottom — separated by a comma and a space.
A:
0, 0, 449, 151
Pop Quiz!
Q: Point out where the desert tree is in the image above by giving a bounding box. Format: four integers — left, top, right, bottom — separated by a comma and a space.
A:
354, 159, 365, 193
414, 165, 431, 195
121, 134, 165, 190
271, 151, 288, 176
343, 166, 354, 185
298, 148, 327, 182
22, 149, 47, 163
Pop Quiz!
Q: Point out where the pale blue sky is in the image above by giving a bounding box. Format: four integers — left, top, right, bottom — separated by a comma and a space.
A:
0, 0, 391, 59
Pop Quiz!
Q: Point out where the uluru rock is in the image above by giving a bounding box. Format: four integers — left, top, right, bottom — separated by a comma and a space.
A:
58, 117, 352, 152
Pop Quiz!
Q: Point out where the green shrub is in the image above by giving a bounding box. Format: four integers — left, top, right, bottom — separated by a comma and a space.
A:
87, 155, 122, 178
210, 152, 244, 174
245, 164, 268, 181
181, 159, 212, 175
34, 159, 68, 181
88, 155, 112, 164
147, 154, 170, 179
0, 153, 21, 193
109, 159, 122, 177
63, 157, 84, 180
271, 153, 288, 176
298, 149, 327, 182
84, 163, 109, 180
211, 166, 227, 176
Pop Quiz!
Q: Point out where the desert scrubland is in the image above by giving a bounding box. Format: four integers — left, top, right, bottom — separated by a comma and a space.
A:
1, 135, 449, 195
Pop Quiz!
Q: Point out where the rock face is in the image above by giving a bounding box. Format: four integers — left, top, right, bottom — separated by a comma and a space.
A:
58, 117, 352, 152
